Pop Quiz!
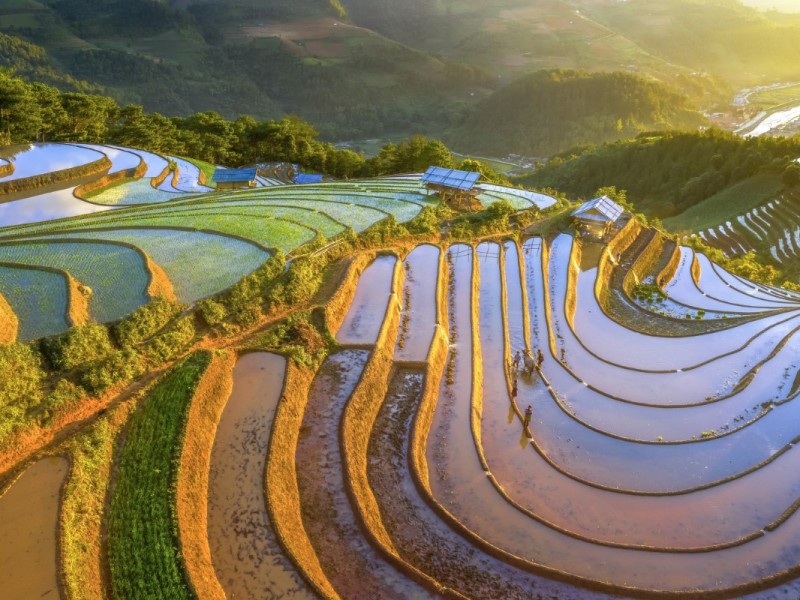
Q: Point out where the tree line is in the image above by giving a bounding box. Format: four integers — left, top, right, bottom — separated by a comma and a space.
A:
0, 69, 507, 181
518, 129, 800, 218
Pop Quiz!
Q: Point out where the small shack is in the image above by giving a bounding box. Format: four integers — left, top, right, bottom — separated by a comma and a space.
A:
211, 168, 257, 191
294, 173, 324, 185
420, 166, 482, 210
571, 195, 624, 238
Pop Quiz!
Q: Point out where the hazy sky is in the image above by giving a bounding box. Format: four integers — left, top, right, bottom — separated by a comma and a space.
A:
739, 0, 800, 12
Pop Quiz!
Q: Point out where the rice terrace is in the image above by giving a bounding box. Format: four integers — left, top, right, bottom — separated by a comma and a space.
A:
6, 140, 800, 600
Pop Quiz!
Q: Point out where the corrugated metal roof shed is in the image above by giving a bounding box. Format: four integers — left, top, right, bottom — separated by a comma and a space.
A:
571, 195, 624, 223
294, 173, 324, 184
211, 168, 257, 183
420, 166, 481, 191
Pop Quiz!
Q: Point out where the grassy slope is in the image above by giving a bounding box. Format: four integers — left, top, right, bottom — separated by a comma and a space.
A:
663, 174, 784, 233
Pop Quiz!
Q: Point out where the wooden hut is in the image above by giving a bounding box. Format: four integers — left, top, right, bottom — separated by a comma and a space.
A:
420, 166, 482, 210
571, 195, 624, 239
211, 168, 257, 190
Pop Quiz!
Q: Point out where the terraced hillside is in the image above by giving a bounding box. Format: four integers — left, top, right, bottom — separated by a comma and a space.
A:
690, 188, 800, 265
0, 143, 553, 341
5, 213, 800, 598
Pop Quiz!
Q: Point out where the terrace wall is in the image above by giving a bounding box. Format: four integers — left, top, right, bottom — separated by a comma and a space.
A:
74, 159, 148, 200
0, 160, 14, 178
175, 350, 235, 600
265, 361, 340, 600
0, 157, 111, 199
0, 292, 18, 344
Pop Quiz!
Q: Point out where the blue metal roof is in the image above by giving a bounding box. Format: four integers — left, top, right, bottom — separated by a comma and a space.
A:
294, 173, 323, 184
211, 168, 257, 183
420, 166, 480, 191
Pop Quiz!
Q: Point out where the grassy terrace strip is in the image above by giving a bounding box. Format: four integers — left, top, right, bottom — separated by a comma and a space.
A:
0, 291, 17, 344
107, 351, 212, 600
0, 241, 149, 324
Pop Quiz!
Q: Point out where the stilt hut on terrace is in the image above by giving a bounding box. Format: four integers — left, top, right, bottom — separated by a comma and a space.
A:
211, 168, 257, 190
571, 195, 624, 239
420, 166, 482, 210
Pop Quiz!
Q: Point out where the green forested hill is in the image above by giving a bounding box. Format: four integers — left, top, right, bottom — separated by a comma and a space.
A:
2, 0, 800, 152
517, 130, 800, 219
446, 70, 705, 158
0, 0, 487, 138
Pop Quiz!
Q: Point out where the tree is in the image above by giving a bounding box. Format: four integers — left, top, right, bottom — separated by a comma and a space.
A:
783, 164, 800, 188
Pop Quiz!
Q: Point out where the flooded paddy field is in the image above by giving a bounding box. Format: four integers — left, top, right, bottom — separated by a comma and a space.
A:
11, 223, 800, 599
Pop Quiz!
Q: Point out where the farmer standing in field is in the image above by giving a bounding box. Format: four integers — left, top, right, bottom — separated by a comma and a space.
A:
536, 349, 544, 370
513, 349, 521, 370
523, 405, 533, 432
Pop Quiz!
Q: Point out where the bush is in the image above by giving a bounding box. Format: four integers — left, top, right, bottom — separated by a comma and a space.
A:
41, 323, 114, 371
141, 315, 196, 365
196, 298, 227, 327
246, 310, 331, 367
80, 348, 145, 394
38, 379, 87, 425
0, 343, 45, 408
113, 296, 183, 347
221, 252, 286, 325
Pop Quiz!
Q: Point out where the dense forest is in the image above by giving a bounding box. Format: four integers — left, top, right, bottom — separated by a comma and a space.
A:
0, 69, 503, 181
518, 129, 800, 217
446, 70, 706, 157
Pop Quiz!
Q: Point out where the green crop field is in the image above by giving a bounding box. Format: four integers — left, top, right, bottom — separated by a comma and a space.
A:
107, 351, 211, 600
26, 229, 270, 303
0, 241, 150, 323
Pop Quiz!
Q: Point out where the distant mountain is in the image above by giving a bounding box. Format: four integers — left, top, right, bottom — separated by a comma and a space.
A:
2, 0, 800, 151
0, 0, 489, 138
446, 70, 706, 158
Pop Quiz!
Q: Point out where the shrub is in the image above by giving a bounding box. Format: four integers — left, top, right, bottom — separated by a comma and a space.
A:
246, 310, 332, 367
141, 315, 196, 365
0, 343, 45, 408
41, 323, 114, 371
221, 252, 286, 325
38, 379, 87, 425
113, 296, 183, 347
196, 298, 227, 327
81, 348, 146, 394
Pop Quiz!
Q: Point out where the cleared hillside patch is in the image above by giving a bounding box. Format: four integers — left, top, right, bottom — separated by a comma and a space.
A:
664, 174, 784, 233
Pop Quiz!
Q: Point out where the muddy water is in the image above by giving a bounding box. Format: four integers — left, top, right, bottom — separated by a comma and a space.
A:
563, 240, 800, 371
531, 239, 800, 492
0, 457, 67, 600
336, 255, 396, 345
395, 244, 439, 362
368, 369, 611, 600
481, 246, 800, 549
666, 247, 773, 312
710, 258, 800, 304
207, 352, 314, 600
421, 238, 800, 593
296, 350, 428, 598
427, 244, 481, 510
697, 253, 798, 308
